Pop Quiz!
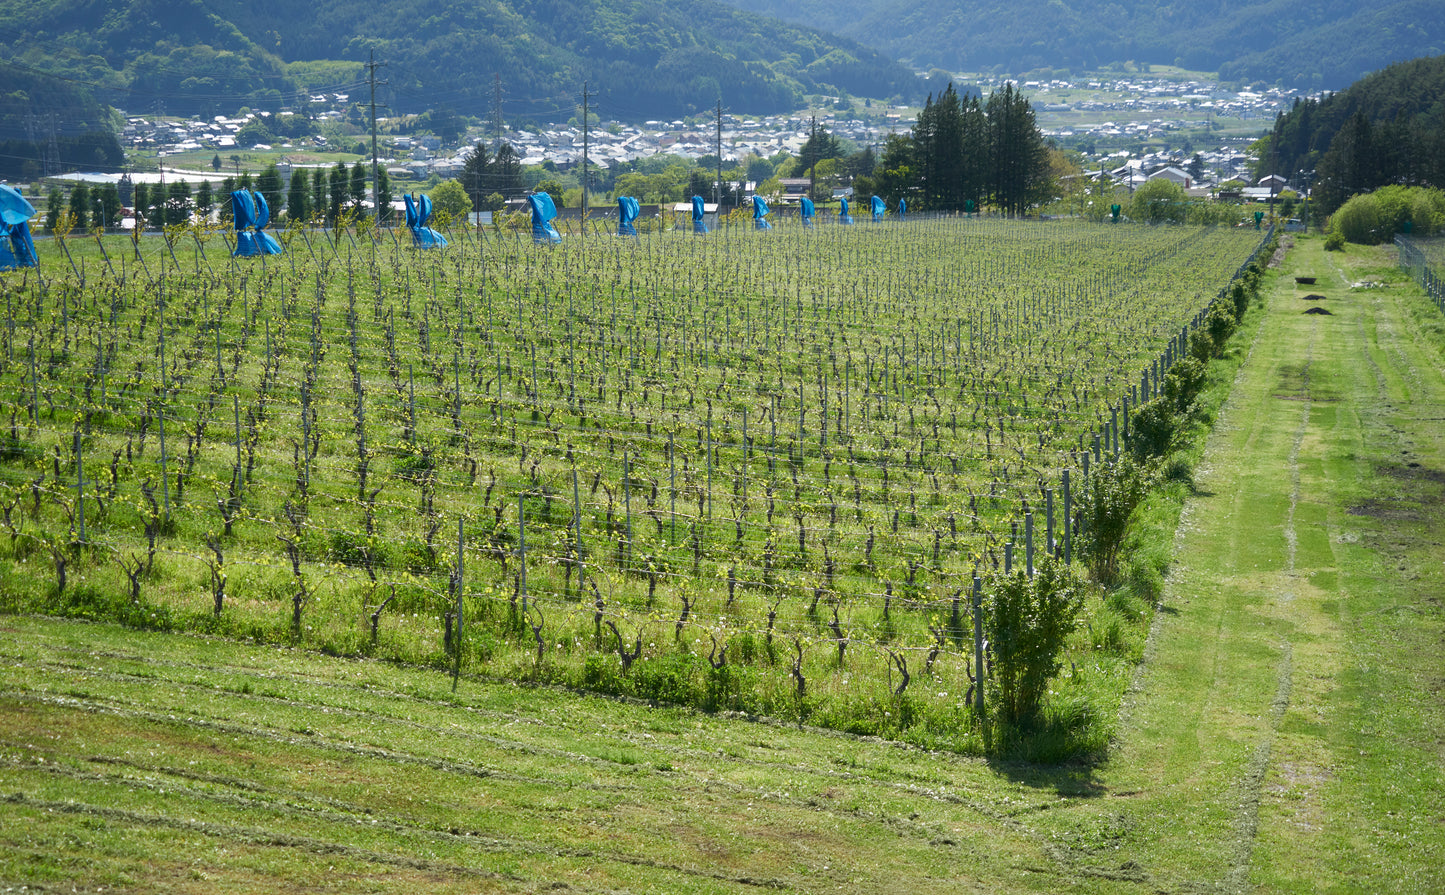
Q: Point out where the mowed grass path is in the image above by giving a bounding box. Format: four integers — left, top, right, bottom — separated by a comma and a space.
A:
2, 234, 1442, 892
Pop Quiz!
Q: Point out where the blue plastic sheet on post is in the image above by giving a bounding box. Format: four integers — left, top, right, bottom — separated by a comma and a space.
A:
898, 198, 906, 219
838, 197, 853, 225
871, 195, 885, 221
231, 190, 282, 257
404, 193, 448, 248
529, 193, 562, 243
691, 195, 708, 234
0, 185, 37, 270
800, 196, 815, 227
617, 196, 639, 236
752, 195, 772, 230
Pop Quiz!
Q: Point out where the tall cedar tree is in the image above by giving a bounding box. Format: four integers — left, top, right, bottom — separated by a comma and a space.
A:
350, 162, 367, 213
311, 168, 326, 222
286, 169, 309, 222
194, 181, 213, 221
459, 142, 493, 212
67, 182, 90, 231
328, 162, 346, 226
256, 164, 283, 220
376, 169, 393, 222
985, 83, 1050, 215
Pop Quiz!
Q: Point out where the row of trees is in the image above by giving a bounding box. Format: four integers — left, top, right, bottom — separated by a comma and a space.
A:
1258, 55, 1445, 216
868, 83, 1053, 215
42, 161, 398, 233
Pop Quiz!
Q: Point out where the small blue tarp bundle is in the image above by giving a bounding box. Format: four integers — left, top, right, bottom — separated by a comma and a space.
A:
404, 193, 448, 249
898, 198, 907, 219
617, 196, 640, 237
231, 190, 283, 257
0, 185, 38, 270
752, 195, 771, 230
528, 192, 561, 244
838, 197, 853, 225
871, 195, 886, 222
800, 196, 815, 227
691, 195, 708, 234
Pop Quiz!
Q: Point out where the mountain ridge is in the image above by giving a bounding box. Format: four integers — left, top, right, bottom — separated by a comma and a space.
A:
722, 0, 1445, 91
0, 0, 920, 120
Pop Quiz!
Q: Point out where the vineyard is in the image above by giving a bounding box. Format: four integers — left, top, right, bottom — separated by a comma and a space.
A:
0, 216, 1270, 754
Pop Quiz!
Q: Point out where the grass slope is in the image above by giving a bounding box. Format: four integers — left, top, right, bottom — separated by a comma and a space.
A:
2, 234, 1442, 891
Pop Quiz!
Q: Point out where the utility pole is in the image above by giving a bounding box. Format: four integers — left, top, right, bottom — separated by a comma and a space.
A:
715, 100, 724, 208
807, 115, 818, 202
493, 74, 505, 148
582, 81, 591, 241
366, 51, 387, 224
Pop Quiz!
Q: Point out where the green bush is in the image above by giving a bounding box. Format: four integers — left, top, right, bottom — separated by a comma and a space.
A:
1162, 356, 1207, 412
1329, 186, 1445, 244
986, 556, 1085, 729
1077, 456, 1151, 585
1187, 325, 1215, 364
1324, 228, 1346, 251
1204, 302, 1237, 355
1128, 397, 1177, 461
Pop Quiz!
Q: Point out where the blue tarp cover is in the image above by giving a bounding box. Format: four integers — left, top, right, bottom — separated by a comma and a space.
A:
898, 198, 907, 219
838, 197, 853, 225
691, 195, 708, 234
231, 190, 283, 257
404, 193, 448, 248
0, 185, 37, 270
529, 193, 561, 243
617, 196, 639, 237
800, 196, 815, 226
752, 195, 771, 230
871, 195, 886, 222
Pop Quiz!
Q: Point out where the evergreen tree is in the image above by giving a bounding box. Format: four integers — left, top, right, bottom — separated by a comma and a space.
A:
67, 182, 90, 231
985, 83, 1049, 215
328, 162, 347, 225
99, 183, 121, 229
286, 169, 310, 223
45, 188, 63, 233
350, 161, 367, 213
311, 168, 326, 222
493, 143, 525, 199
376, 168, 393, 222
165, 181, 191, 226
798, 117, 843, 199
256, 164, 284, 219
218, 177, 235, 224
459, 142, 492, 212
132, 183, 149, 230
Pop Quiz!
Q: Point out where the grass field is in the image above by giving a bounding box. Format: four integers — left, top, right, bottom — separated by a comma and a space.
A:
3, 232, 1440, 891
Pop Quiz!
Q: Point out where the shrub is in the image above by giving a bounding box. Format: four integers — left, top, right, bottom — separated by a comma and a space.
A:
1128, 397, 1176, 461
1204, 302, 1237, 355
1324, 228, 1346, 251
1187, 325, 1215, 364
987, 556, 1085, 729
1162, 356, 1207, 412
1077, 456, 1151, 585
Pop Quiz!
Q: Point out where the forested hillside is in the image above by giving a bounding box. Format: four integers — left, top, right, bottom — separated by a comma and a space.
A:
0, 62, 125, 181
722, 0, 1445, 90
1257, 55, 1445, 213
0, 0, 918, 120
